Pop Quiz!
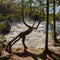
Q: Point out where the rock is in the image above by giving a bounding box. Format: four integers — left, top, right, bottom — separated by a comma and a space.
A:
0, 20, 11, 34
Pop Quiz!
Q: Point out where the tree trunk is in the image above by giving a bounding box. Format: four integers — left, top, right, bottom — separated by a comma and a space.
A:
45, 0, 49, 52
53, 0, 58, 43
44, 0, 49, 59
21, 0, 24, 21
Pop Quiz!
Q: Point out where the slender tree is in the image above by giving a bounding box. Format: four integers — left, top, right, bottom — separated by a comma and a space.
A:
53, 0, 58, 43
45, 0, 49, 55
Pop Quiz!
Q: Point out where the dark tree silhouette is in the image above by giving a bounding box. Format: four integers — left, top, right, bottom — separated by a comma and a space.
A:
43, 0, 60, 60
45, 0, 49, 53
43, 0, 49, 59
5, 0, 42, 53
53, 0, 58, 43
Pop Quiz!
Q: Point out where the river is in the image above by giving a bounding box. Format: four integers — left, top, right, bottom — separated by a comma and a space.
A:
5, 21, 53, 49
1, 17, 60, 50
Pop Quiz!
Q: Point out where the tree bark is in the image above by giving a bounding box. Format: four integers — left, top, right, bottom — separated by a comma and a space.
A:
44, 0, 49, 59
45, 0, 49, 51
53, 0, 58, 43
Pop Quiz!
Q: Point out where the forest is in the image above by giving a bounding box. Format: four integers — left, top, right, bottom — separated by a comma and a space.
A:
0, 0, 60, 60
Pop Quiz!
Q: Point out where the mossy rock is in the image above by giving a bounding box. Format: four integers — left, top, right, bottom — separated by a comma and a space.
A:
0, 20, 11, 34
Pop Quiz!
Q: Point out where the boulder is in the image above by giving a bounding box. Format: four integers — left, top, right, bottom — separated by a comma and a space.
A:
0, 20, 11, 34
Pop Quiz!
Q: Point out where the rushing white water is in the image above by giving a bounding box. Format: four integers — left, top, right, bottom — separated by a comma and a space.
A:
4, 21, 60, 54
5, 21, 52, 49
4, 17, 60, 49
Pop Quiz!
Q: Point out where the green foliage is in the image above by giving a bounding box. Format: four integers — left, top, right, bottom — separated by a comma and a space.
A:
24, 8, 30, 15
49, 32, 54, 38
0, 22, 7, 31
49, 32, 54, 43
56, 11, 60, 20
32, 11, 40, 19
49, 14, 54, 24
6, 14, 20, 20
0, 4, 7, 15
57, 0, 60, 5
0, 14, 5, 21
0, 13, 20, 22
31, 10, 45, 21
10, 5, 21, 13
0, 3, 21, 21
7, 14, 15, 19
